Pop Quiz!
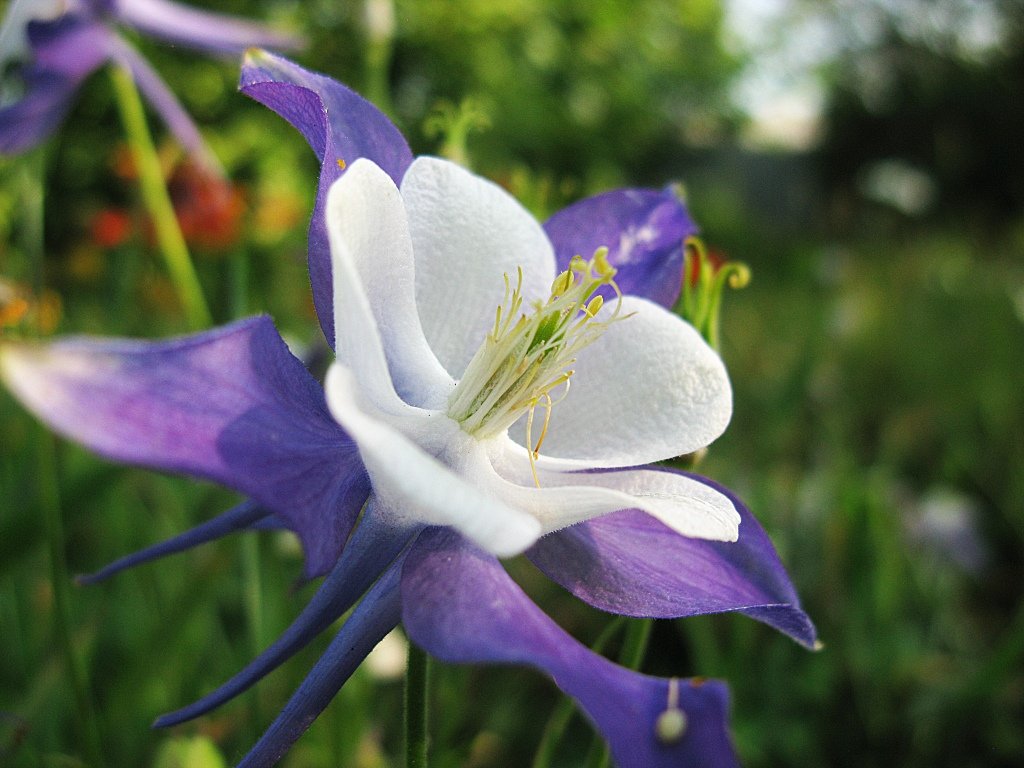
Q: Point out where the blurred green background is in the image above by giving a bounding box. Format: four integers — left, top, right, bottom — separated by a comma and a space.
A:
1, 0, 1022, 766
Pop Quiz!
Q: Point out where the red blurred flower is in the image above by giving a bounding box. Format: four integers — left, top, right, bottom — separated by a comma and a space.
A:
90, 209, 133, 249
168, 162, 246, 253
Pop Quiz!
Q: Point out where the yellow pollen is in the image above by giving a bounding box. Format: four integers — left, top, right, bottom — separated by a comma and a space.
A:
447, 248, 628, 457
337, 158, 347, 169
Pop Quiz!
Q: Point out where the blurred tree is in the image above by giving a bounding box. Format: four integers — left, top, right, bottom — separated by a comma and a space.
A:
813, 0, 1024, 227
388, 0, 744, 189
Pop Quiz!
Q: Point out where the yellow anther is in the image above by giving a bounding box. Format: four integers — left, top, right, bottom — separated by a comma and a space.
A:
448, 249, 627, 441
592, 246, 615, 278
551, 269, 573, 296
337, 158, 347, 170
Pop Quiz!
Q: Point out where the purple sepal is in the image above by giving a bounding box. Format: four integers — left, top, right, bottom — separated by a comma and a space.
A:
239, 50, 413, 346
155, 508, 414, 728
544, 188, 697, 308
25, 14, 109, 74
76, 499, 268, 585
113, 0, 304, 55
250, 513, 287, 531
529, 472, 818, 649
233, 548, 405, 768
402, 529, 740, 768
238, 50, 411, 182
2, 316, 368, 578
0, 16, 113, 154
0, 68, 80, 154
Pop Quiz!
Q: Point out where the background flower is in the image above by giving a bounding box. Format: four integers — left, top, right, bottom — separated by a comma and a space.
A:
0, 0, 303, 160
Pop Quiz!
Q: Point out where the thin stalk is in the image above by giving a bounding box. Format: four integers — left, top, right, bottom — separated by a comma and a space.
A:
22, 149, 104, 765
21, 151, 46, 331
362, 0, 396, 118
108, 65, 211, 330
229, 247, 250, 320
404, 644, 430, 768
38, 430, 105, 767
619, 618, 653, 670
240, 532, 263, 728
230, 247, 264, 732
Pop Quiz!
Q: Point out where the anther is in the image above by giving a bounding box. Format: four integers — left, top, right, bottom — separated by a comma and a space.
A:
551, 269, 573, 296
447, 248, 626, 441
655, 678, 688, 745
592, 246, 614, 278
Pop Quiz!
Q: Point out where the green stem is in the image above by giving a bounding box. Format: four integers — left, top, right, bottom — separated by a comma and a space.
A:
241, 533, 263, 729
619, 618, 654, 671
229, 248, 250, 320
108, 66, 211, 330
404, 643, 430, 768
38, 431, 105, 767
21, 149, 104, 766
229, 247, 264, 733
20, 151, 46, 331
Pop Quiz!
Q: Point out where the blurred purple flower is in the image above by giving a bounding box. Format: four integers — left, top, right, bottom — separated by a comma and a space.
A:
0, 0, 303, 163
0, 52, 816, 768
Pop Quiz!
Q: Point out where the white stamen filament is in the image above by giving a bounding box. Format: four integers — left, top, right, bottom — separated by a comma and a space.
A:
448, 248, 626, 445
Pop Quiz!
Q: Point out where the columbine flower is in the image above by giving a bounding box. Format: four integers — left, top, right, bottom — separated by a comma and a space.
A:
0, 0, 302, 161
0, 52, 816, 768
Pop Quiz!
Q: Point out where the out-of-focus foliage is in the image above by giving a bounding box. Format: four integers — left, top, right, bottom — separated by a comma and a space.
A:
1, 0, 1023, 767
389, 0, 742, 187
811, 0, 1024, 226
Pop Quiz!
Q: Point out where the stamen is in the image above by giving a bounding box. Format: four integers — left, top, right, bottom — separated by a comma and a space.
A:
655, 678, 688, 744
525, 392, 552, 488
448, 248, 628, 444
532, 393, 553, 458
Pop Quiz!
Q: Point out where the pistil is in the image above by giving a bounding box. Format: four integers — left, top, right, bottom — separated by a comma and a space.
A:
448, 248, 626, 459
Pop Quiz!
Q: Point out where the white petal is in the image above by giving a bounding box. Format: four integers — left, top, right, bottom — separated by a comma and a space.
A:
324, 363, 542, 557
509, 296, 732, 468
490, 442, 739, 541
325, 159, 453, 412
401, 156, 557, 377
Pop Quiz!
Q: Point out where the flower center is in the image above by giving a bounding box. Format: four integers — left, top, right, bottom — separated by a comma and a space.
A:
447, 248, 625, 462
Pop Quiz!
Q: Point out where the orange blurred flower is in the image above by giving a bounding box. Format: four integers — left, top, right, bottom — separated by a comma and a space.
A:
168, 162, 246, 253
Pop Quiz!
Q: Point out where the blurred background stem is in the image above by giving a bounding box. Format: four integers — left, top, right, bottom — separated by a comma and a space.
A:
22, 150, 105, 767
362, 0, 396, 118
108, 65, 211, 331
404, 643, 430, 767
37, 429, 105, 767
231, 246, 266, 734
